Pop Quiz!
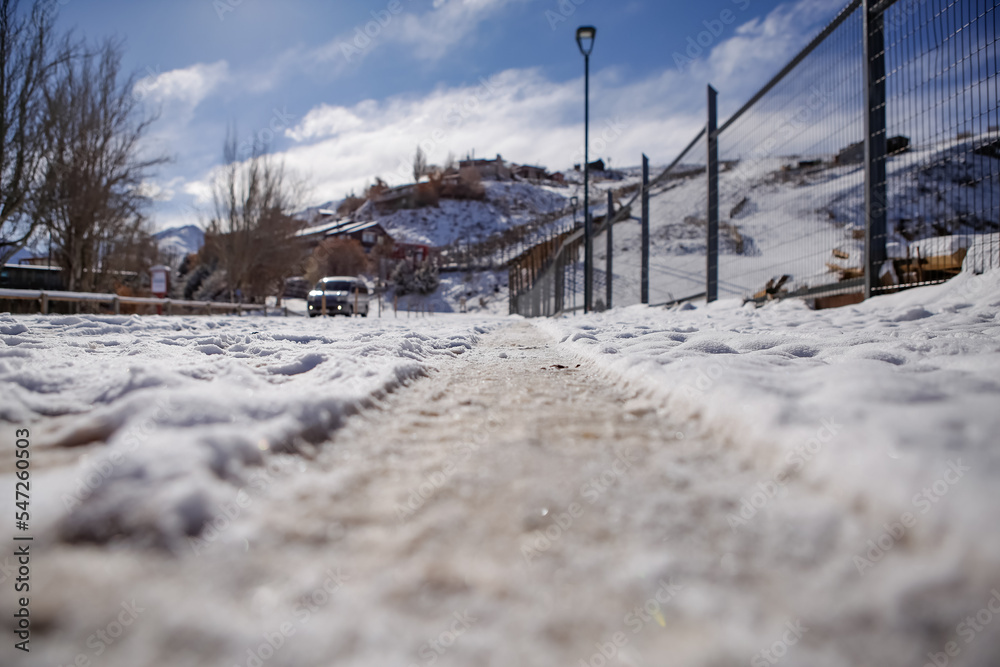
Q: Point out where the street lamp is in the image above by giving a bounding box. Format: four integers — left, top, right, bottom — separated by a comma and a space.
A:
576, 25, 596, 313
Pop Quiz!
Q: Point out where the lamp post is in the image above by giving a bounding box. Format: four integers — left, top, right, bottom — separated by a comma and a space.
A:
576, 25, 595, 314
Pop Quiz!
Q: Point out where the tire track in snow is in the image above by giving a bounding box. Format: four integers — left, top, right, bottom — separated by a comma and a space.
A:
17, 321, 974, 667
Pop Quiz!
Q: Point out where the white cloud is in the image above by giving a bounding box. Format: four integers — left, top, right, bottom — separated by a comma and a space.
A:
263, 65, 702, 204
183, 180, 214, 208
310, 0, 520, 73
391, 0, 516, 61
158, 0, 841, 218
286, 105, 368, 142
704, 0, 841, 91
135, 61, 229, 108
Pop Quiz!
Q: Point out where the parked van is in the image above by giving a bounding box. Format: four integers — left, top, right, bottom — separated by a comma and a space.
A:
307, 277, 371, 317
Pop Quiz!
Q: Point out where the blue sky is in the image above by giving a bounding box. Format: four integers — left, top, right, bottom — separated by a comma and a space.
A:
50, 0, 845, 230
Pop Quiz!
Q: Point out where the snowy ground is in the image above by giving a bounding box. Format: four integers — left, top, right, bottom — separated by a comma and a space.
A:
2, 270, 999, 666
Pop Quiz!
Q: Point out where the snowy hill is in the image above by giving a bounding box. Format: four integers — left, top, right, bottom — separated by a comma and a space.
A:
371, 181, 572, 247
154, 225, 204, 263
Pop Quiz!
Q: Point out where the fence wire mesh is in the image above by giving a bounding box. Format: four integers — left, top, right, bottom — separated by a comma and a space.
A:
718, 3, 867, 300
876, 0, 999, 288
509, 0, 998, 317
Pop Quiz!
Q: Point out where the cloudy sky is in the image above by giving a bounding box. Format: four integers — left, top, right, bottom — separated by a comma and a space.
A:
51, 0, 845, 231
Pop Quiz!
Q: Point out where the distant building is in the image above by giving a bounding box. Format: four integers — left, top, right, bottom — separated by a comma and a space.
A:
836, 136, 910, 165
1, 263, 63, 290
513, 164, 547, 181
393, 242, 432, 263
458, 154, 511, 181
327, 220, 393, 254
374, 183, 417, 209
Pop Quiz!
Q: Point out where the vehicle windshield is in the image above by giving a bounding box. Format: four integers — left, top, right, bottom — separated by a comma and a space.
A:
316, 280, 355, 292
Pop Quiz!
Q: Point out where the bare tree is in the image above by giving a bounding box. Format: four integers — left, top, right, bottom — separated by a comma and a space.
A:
205, 130, 305, 303
304, 237, 369, 285
413, 145, 427, 183
33, 38, 167, 292
0, 0, 60, 262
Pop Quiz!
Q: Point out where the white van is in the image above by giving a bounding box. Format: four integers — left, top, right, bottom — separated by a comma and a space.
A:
307, 277, 371, 317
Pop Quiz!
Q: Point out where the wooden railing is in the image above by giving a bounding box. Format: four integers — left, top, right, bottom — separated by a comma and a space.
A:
0, 288, 288, 316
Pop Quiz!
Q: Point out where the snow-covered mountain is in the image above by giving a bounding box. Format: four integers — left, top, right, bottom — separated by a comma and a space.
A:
155, 225, 204, 263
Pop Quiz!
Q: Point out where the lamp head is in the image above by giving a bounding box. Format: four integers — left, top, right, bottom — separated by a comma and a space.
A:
576, 26, 596, 56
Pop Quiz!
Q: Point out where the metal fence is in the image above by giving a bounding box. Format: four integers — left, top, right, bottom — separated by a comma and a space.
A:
510, 0, 998, 316
0, 288, 289, 316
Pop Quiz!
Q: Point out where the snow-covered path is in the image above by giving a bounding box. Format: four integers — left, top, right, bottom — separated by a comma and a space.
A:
12, 317, 1000, 667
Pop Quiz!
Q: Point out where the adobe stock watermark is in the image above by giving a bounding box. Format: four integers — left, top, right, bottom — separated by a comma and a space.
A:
338, 0, 416, 63
213, 0, 245, 22
520, 448, 636, 565
852, 459, 970, 575
672, 0, 752, 71
408, 610, 478, 667
395, 411, 500, 522
750, 619, 809, 666
384, 74, 504, 185
577, 577, 684, 667
726, 417, 841, 531
566, 117, 628, 172
544, 0, 586, 31
233, 567, 350, 667
131, 66, 163, 104
236, 107, 297, 160
189, 457, 298, 555
60, 397, 181, 512
924, 589, 1000, 667
56, 600, 145, 667
728, 82, 832, 192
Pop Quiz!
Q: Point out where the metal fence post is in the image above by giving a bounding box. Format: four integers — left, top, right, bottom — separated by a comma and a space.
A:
555, 249, 565, 314
641, 154, 650, 305
606, 189, 613, 310
863, 0, 888, 300
706, 85, 719, 303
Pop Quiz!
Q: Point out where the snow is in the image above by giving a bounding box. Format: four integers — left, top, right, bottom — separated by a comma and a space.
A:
537, 269, 1000, 614
375, 181, 570, 247
0, 313, 502, 549
2, 270, 1000, 665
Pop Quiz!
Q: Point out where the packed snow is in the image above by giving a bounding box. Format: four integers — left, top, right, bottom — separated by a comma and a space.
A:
0, 313, 502, 549
1, 268, 999, 666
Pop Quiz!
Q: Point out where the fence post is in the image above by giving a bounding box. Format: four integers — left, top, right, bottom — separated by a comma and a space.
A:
863, 0, 888, 300
554, 248, 565, 314
40, 292, 49, 315
706, 85, 719, 304
606, 189, 613, 310
641, 154, 650, 305
113, 297, 120, 315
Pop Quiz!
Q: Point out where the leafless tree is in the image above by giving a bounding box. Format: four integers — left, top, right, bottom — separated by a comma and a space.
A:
205, 130, 305, 303
413, 145, 427, 183
304, 237, 369, 285
34, 38, 167, 292
0, 0, 62, 262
